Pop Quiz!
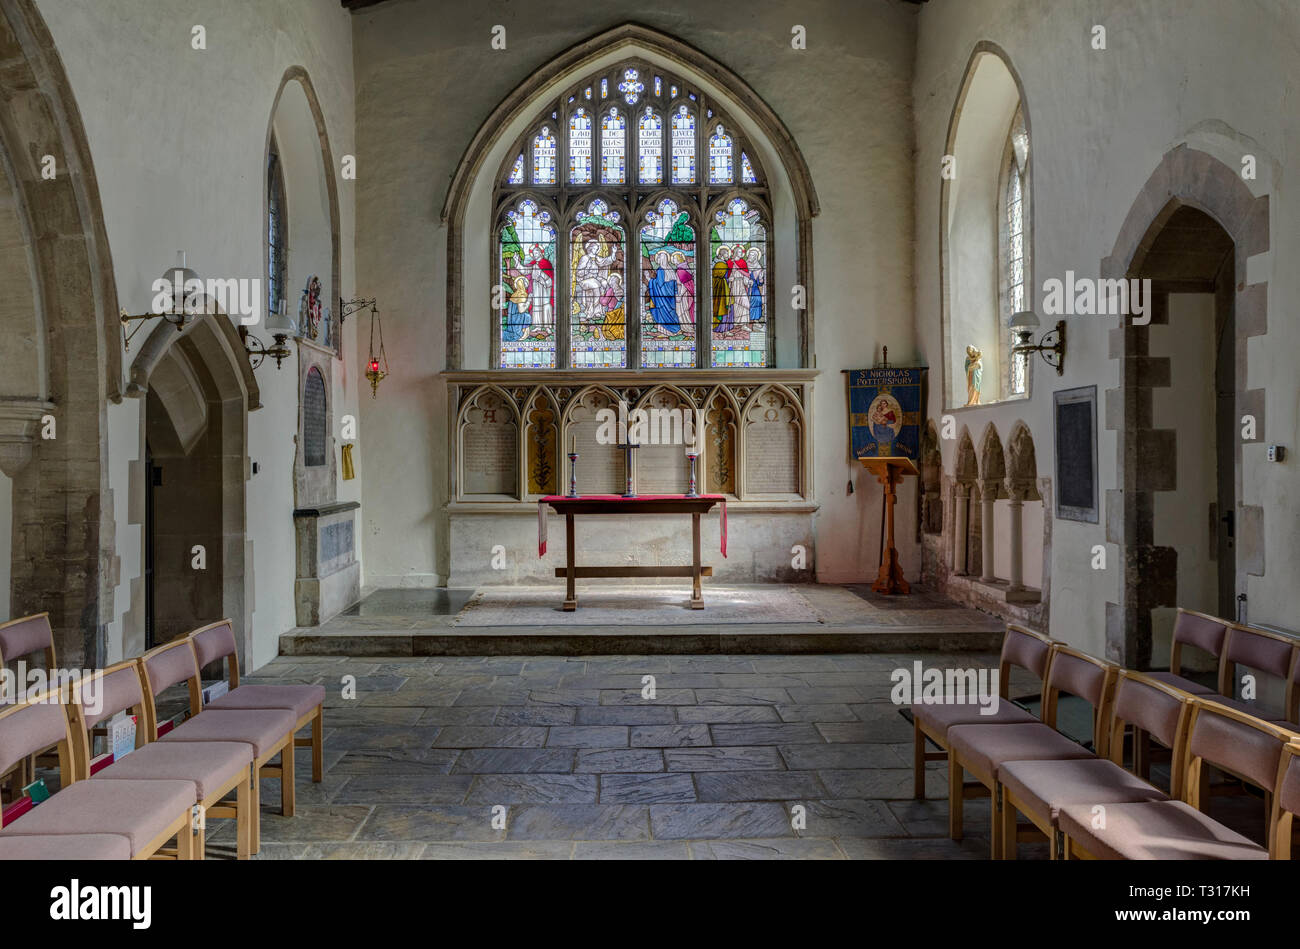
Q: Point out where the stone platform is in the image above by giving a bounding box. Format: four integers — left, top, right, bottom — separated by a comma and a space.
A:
279, 584, 1004, 657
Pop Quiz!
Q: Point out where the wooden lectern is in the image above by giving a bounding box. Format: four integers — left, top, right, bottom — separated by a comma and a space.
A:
859, 456, 918, 595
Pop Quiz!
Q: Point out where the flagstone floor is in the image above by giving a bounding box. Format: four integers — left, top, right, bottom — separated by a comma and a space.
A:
201, 650, 1016, 859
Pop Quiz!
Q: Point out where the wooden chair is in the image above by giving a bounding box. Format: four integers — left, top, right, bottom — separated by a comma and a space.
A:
0, 613, 57, 795
911, 623, 1054, 802
947, 643, 1118, 858
189, 619, 325, 784
1214, 622, 1297, 724
1145, 607, 1227, 697
1061, 697, 1298, 859
998, 670, 1193, 859
137, 639, 297, 855
0, 687, 199, 860
1270, 740, 1300, 858
65, 661, 254, 859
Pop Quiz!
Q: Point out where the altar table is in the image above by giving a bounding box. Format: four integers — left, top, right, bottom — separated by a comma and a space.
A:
538, 495, 727, 611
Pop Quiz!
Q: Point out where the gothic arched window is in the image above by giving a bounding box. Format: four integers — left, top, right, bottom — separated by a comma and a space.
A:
1000, 108, 1030, 395
494, 61, 770, 369
267, 136, 288, 324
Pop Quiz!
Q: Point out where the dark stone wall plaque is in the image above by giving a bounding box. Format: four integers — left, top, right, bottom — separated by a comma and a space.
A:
1055, 385, 1098, 522
304, 367, 327, 467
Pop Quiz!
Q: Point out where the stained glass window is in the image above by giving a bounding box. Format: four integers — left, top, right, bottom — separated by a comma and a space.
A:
601, 107, 625, 184
709, 124, 733, 184
638, 107, 663, 185
267, 139, 287, 325
709, 198, 767, 367
496, 62, 771, 370
671, 106, 695, 184
532, 126, 556, 185
570, 199, 627, 368
619, 68, 644, 104
498, 199, 557, 368
568, 109, 592, 184
1006, 147, 1027, 395
640, 199, 697, 369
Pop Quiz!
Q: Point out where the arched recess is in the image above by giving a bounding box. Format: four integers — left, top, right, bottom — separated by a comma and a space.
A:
1100, 143, 1270, 668
952, 428, 978, 577
442, 23, 819, 370
128, 314, 252, 663
455, 384, 520, 499
0, 0, 123, 666
634, 384, 695, 493
263, 66, 341, 355
561, 384, 625, 495
920, 420, 942, 535
939, 42, 1032, 409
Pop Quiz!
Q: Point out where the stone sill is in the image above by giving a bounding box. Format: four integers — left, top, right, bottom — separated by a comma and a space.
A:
448, 500, 820, 515
946, 573, 1041, 604
443, 368, 821, 383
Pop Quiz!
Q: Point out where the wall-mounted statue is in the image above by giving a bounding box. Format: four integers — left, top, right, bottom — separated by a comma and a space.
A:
964, 345, 983, 406
299, 274, 323, 341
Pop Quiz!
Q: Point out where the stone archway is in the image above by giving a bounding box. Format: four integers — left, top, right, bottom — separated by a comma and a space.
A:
0, 0, 122, 666
1101, 144, 1269, 667
128, 315, 253, 665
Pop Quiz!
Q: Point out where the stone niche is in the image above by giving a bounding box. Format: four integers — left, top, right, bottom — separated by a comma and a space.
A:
293, 345, 359, 624
444, 370, 818, 586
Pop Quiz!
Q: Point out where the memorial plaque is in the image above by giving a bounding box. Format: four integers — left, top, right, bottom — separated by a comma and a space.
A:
303, 368, 328, 467
1055, 385, 1098, 522
572, 421, 623, 494
463, 393, 518, 496
745, 390, 800, 495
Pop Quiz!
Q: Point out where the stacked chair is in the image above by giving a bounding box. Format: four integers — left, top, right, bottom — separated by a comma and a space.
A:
916, 607, 1300, 860
0, 615, 325, 860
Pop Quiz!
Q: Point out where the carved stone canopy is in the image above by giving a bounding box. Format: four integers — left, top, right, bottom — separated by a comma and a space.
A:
0, 397, 56, 477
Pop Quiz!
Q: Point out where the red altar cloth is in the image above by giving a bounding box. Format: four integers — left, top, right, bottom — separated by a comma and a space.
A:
538, 495, 727, 559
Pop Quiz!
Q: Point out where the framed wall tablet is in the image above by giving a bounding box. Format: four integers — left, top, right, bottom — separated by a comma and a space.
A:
1054, 385, 1098, 522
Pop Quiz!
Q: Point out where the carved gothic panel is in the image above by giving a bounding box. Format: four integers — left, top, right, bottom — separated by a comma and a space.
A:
461, 387, 519, 496
743, 386, 801, 496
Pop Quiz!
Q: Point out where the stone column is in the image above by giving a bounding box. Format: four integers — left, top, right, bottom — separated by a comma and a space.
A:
1006, 484, 1025, 592
980, 482, 997, 583
953, 483, 970, 575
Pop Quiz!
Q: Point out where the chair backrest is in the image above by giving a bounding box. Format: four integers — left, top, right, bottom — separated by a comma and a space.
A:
1107, 669, 1195, 798
63, 662, 148, 782
0, 613, 55, 674
1185, 698, 1297, 811
998, 624, 1055, 700
137, 639, 202, 739
189, 620, 240, 687
1273, 741, 1300, 858
1221, 622, 1297, 715
1042, 644, 1119, 757
0, 689, 71, 824
1169, 608, 1228, 678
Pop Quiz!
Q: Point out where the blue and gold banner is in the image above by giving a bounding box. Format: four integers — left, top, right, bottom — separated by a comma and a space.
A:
847, 367, 926, 461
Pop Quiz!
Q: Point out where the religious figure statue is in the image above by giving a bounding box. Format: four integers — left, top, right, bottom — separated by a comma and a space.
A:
964, 345, 983, 406
299, 275, 323, 340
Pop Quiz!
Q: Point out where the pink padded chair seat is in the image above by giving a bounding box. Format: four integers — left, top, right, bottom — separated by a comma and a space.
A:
913, 700, 1037, 736
0, 833, 131, 860
161, 708, 295, 759
208, 684, 324, 721
1059, 799, 1268, 860
1142, 671, 1216, 695
948, 722, 1093, 781
0, 779, 193, 855
93, 740, 251, 801
998, 757, 1169, 827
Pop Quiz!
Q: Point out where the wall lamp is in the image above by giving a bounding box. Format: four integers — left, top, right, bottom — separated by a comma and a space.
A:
242, 299, 294, 370
120, 251, 203, 351
1010, 310, 1065, 375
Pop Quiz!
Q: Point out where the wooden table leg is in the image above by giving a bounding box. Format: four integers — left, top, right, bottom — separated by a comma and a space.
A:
690, 512, 703, 609
563, 513, 577, 611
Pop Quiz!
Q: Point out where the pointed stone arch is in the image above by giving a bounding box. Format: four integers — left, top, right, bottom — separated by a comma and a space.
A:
1, 0, 126, 664
1004, 420, 1041, 501
1102, 143, 1270, 667
977, 422, 1006, 499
